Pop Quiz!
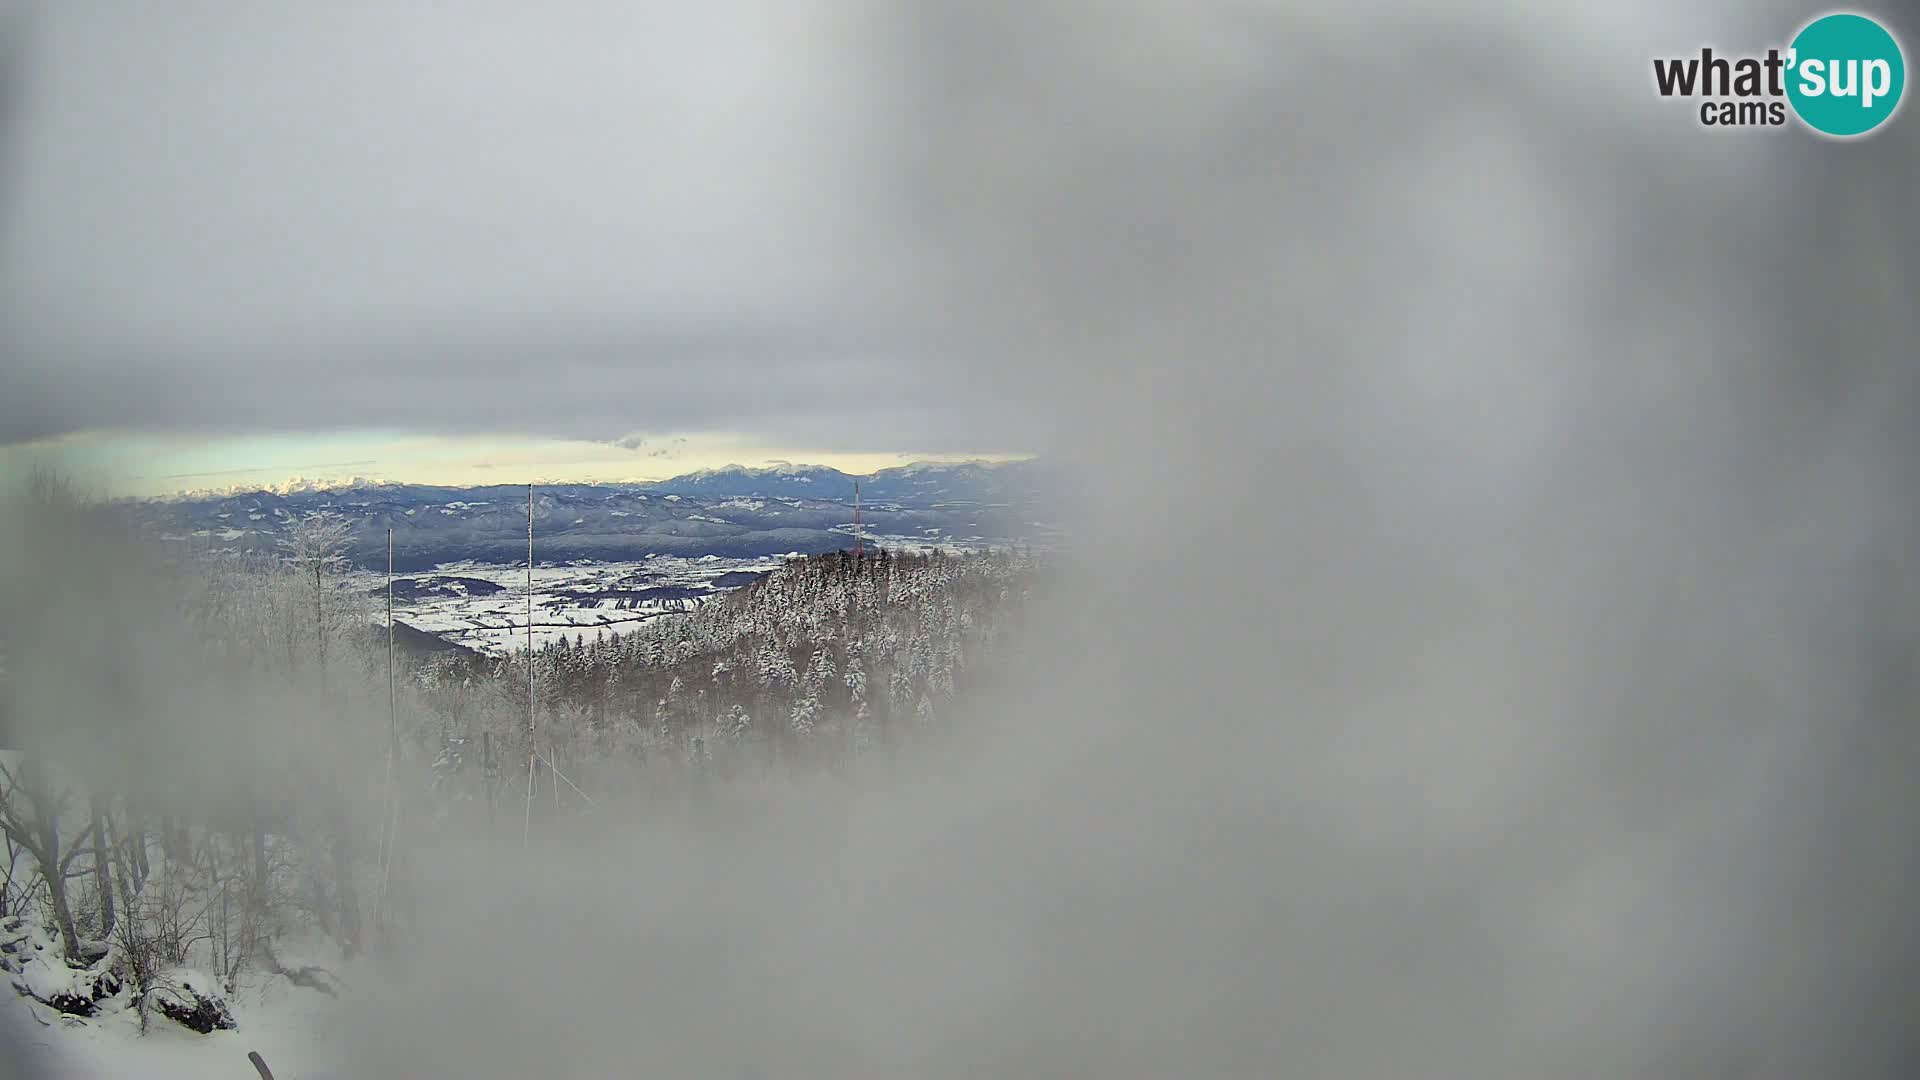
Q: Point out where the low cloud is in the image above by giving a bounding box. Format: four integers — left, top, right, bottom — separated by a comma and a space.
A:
607, 433, 692, 460
0, 1, 1014, 454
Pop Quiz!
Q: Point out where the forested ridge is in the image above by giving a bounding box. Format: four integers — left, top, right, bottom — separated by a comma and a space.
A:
433, 547, 1036, 772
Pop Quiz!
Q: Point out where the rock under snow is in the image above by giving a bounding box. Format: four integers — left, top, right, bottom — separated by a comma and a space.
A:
151, 967, 236, 1033
3, 917, 122, 1016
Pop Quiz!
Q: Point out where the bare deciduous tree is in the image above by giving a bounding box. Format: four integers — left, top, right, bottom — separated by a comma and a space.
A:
280, 512, 355, 696
0, 753, 95, 957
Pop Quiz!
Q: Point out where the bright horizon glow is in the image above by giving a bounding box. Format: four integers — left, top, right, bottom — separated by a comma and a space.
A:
0, 429, 1033, 499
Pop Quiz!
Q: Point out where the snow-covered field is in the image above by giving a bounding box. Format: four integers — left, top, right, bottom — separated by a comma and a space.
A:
368, 554, 790, 655
367, 540, 1004, 656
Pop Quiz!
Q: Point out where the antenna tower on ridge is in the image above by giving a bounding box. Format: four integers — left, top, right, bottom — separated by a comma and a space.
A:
523, 483, 594, 849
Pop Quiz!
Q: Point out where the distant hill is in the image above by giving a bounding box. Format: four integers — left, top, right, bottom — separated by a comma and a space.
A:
369, 619, 487, 662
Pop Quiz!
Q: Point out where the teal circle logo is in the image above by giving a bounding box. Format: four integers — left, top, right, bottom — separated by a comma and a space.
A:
1787, 13, 1906, 137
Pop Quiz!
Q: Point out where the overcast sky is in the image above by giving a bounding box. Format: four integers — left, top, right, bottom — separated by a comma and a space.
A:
0, 1, 1032, 493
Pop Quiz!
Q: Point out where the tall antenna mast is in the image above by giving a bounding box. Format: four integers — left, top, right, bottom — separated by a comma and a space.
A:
523, 483, 536, 846
853, 478, 862, 559
387, 526, 397, 761
519, 483, 593, 842
377, 526, 398, 927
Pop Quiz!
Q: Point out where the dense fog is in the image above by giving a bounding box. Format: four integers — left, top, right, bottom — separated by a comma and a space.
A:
5, 2, 1920, 1076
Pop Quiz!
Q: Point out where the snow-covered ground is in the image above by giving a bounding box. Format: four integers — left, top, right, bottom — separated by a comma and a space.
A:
7, 939, 354, 1080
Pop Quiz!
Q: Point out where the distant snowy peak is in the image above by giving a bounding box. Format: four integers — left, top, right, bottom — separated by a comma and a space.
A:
270, 475, 400, 496
878, 459, 1003, 476
644, 459, 1038, 501
153, 475, 401, 501
642, 464, 855, 497
857, 460, 1040, 503
687, 462, 835, 478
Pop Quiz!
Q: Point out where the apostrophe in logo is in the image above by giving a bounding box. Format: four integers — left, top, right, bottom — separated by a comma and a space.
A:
1651, 11, 1905, 138
1786, 12, 1905, 137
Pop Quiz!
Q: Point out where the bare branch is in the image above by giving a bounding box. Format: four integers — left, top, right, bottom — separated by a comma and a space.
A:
0, 791, 47, 864
0, 812, 35, 859
57, 823, 96, 876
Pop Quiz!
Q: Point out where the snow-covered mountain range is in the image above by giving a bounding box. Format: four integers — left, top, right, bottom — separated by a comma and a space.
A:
640, 459, 1039, 502
129, 460, 1058, 571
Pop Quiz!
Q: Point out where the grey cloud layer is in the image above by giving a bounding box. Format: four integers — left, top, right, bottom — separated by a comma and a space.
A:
0, 0, 1014, 450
